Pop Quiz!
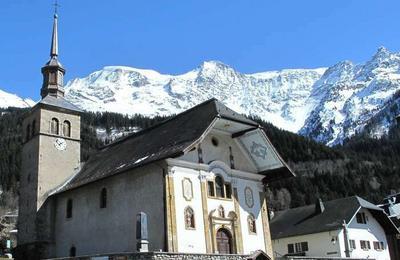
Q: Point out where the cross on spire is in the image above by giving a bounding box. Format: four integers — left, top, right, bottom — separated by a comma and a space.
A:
54, 0, 60, 16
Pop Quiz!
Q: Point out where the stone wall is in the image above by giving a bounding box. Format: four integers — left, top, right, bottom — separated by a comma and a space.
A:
277, 257, 374, 260
46, 252, 251, 260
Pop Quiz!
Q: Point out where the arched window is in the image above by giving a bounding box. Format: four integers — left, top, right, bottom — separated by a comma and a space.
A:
66, 199, 73, 219
69, 246, 76, 257
26, 124, 31, 141
100, 188, 107, 208
248, 214, 256, 234
51, 118, 59, 135
31, 120, 36, 137
184, 206, 195, 229
215, 175, 225, 198
218, 205, 225, 218
63, 120, 71, 137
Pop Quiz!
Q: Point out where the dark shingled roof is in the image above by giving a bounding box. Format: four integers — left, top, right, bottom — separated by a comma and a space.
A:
270, 196, 399, 239
57, 98, 261, 193
38, 95, 82, 113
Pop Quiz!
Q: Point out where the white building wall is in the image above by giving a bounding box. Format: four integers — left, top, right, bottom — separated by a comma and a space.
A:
171, 161, 267, 254
236, 176, 265, 253
272, 231, 342, 257
346, 209, 391, 260
272, 209, 391, 260
172, 167, 207, 253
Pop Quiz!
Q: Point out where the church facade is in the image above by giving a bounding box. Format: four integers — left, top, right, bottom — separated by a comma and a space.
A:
17, 14, 295, 260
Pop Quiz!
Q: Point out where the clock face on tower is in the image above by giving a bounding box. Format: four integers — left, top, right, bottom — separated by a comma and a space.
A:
54, 138, 67, 151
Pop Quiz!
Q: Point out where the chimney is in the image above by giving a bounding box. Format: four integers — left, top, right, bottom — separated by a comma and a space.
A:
315, 198, 325, 214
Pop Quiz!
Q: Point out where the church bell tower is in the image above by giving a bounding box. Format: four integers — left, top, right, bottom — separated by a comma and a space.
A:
17, 11, 81, 258
40, 14, 65, 98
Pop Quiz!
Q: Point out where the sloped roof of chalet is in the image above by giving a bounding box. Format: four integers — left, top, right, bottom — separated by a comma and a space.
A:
270, 196, 399, 239
56, 98, 284, 193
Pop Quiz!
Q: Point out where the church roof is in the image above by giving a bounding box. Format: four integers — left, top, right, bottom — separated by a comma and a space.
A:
270, 196, 399, 239
55, 98, 293, 193
38, 95, 82, 113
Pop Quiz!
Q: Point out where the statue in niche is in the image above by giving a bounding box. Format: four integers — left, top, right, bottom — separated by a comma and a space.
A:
218, 206, 225, 218
184, 207, 195, 229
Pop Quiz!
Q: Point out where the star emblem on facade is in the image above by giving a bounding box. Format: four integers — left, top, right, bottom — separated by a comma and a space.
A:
250, 141, 268, 160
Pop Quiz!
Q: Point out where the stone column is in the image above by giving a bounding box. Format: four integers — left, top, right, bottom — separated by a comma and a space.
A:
199, 172, 212, 253
165, 169, 178, 252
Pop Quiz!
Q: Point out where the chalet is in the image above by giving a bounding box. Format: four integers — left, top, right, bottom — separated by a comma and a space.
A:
270, 196, 399, 260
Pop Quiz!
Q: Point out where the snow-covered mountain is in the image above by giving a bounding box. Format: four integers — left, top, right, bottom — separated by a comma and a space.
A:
65, 63, 326, 133
63, 47, 400, 145
300, 47, 400, 145
0, 89, 35, 109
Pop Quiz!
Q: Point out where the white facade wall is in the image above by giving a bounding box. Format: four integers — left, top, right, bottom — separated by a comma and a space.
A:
273, 231, 342, 257
173, 167, 207, 253
272, 209, 391, 260
172, 163, 267, 254
346, 209, 391, 260
235, 174, 265, 253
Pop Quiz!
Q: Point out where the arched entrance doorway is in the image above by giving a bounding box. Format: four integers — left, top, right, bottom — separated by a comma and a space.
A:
216, 228, 233, 254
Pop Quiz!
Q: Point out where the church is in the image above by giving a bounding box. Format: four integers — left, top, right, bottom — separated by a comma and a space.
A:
17, 13, 295, 260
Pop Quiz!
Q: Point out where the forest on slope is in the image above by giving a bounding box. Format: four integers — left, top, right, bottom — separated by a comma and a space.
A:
0, 108, 399, 214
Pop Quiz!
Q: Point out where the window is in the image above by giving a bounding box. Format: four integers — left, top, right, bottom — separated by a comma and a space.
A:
373, 241, 384, 251
225, 183, 232, 199
287, 242, 308, 253
184, 207, 195, 229
215, 176, 225, 198
49, 72, 56, 84
66, 199, 73, 219
69, 246, 76, 257
100, 188, 107, 208
360, 240, 371, 250
301, 242, 308, 251
207, 181, 215, 197
51, 118, 59, 135
356, 212, 367, 224
26, 124, 31, 141
209, 175, 232, 199
248, 214, 256, 234
288, 244, 294, 254
63, 120, 71, 137
349, 240, 356, 250
31, 120, 36, 137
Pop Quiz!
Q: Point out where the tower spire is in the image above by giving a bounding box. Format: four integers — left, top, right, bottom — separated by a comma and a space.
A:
50, 13, 58, 57
40, 4, 65, 99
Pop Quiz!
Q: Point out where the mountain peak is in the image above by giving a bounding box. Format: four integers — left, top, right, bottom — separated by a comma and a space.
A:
370, 46, 392, 62
0, 89, 35, 108
375, 46, 390, 56
60, 47, 400, 146
199, 60, 232, 71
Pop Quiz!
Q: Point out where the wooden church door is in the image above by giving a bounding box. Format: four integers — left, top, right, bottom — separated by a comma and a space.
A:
216, 228, 233, 254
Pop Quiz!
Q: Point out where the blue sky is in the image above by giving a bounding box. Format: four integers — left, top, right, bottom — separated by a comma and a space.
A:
1, 0, 400, 100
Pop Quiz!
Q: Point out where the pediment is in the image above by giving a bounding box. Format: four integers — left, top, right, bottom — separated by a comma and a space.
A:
236, 129, 283, 172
